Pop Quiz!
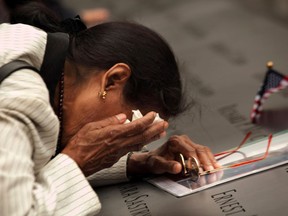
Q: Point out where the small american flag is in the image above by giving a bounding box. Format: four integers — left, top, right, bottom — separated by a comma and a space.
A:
251, 62, 288, 123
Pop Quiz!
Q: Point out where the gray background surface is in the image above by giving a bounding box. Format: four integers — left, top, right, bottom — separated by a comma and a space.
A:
62, 1, 288, 215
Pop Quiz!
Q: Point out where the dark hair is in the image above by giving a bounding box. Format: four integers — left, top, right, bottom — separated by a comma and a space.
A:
3, 0, 32, 10
9, 1, 63, 32
68, 22, 186, 117
9, 1, 86, 34
7, 1, 188, 117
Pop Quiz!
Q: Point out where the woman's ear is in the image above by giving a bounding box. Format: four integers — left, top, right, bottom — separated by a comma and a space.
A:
101, 63, 131, 91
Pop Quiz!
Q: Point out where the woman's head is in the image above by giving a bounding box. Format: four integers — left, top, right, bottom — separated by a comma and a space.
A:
61, 22, 188, 143
7, 2, 185, 119
6, 1, 188, 143
67, 22, 185, 119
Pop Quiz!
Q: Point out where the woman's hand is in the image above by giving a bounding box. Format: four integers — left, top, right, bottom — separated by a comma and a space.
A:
127, 135, 221, 176
61, 112, 168, 176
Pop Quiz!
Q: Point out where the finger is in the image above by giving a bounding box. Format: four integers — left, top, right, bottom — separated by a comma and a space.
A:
83, 118, 167, 153
119, 130, 167, 154
142, 130, 167, 146
206, 148, 222, 168
85, 113, 127, 131
168, 136, 218, 172
118, 121, 168, 149
196, 145, 214, 171
168, 135, 198, 160
120, 112, 158, 136
147, 156, 182, 175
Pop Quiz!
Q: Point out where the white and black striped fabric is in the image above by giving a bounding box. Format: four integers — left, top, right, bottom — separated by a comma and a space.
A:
0, 23, 129, 216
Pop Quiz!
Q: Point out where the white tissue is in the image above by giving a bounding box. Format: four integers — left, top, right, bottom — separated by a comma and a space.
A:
124, 110, 163, 124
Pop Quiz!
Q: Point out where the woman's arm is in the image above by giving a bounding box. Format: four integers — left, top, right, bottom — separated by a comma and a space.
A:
0, 69, 100, 215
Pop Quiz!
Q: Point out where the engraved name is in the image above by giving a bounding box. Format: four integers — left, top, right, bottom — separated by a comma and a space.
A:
218, 103, 268, 140
119, 184, 151, 216
211, 189, 246, 216
209, 42, 247, 65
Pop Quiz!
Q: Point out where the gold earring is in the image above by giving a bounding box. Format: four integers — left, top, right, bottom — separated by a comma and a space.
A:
99, 90, 107, 100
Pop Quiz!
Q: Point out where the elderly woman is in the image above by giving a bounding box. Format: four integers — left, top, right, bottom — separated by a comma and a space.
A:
0, 5, 220, 216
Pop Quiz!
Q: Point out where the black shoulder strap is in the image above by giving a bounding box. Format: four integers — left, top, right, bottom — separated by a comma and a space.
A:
40, 32, 69, 106
0, 60, 39, 84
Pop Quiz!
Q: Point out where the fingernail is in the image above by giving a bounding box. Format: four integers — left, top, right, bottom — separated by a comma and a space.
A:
215, 162, 222, 168
207, 165, 214, 171
116, 113, 126, 122
173, 163, 182, 174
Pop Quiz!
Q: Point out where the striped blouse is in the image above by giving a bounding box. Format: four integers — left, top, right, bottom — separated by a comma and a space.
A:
0, 23, 128, 216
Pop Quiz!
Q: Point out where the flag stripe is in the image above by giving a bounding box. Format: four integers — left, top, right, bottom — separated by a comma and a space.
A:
251, 68, 288, 123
